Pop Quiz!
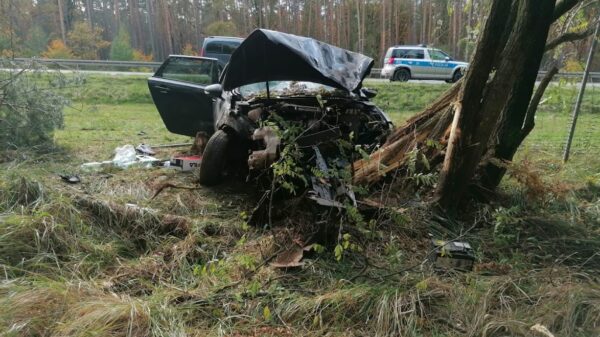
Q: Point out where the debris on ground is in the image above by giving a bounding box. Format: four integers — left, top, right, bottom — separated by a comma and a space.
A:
270, 244, 305, 268
429, 239, 475, 272
169, 155, 202, 172
530, 324, 556, 337
72, 193, 191, 236
80, 144, 160, 171
135, 143, 156, 155
58, 174, 81, 184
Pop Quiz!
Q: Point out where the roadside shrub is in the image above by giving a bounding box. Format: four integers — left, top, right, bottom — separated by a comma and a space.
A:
0, 59, 77, 152
42, 39, 74, 59
110, 27, 134, 61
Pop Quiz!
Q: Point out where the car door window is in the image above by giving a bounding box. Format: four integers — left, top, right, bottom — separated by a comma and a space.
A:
205, 42, 222, 54
429, 49, 448, 61
404, 49, 424, 59
221, 41, 241, 55
392, 49, 409, 58
157, 57, 218, 85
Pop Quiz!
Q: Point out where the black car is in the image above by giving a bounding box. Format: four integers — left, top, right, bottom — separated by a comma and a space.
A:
148, 29, 392, 206
200, 36, 244, 66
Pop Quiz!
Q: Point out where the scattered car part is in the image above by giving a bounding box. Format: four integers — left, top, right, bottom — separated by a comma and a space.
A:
429, 239, 475, 272
248, 127, 280, 170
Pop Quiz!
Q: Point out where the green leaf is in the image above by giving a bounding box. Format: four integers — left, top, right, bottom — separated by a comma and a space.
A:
263, 306, 272, 321
334, 244, 344, 261
416, 279, 428, 291
312, 243, 325, 254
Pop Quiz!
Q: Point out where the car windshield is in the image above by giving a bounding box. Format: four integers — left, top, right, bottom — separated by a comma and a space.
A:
238, 81, 348, 98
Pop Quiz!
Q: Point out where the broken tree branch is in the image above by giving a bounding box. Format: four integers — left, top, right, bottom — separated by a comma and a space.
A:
545, 23, 597, 52
73, 194, 191, 236
352, 83, 460, 185
520, 66, 559, 142
151, 183, 202, 200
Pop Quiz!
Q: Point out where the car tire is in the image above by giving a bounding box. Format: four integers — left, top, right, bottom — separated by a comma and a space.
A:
449, 70, 463, 83
394, 68, 410, 82
199, 130, 230, 186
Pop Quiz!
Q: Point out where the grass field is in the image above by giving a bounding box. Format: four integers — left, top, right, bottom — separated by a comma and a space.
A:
1, 73, 600, 336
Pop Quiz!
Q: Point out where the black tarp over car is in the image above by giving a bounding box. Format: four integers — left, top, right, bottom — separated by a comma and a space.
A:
220, 29, 375, 93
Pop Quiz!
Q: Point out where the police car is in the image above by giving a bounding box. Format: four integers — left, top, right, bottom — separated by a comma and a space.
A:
381, 45, 468, 83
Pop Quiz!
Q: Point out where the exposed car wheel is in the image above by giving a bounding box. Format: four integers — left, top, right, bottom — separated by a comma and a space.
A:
449, 70, 464, 83
394, 68, 410, 82
199, 130, 230, 186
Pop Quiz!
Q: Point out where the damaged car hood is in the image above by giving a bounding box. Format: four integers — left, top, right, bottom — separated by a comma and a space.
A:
221, 29, 374, 93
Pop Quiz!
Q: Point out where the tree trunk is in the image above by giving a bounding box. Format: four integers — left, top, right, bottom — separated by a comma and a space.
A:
380, 0, 386, 63
57, 0, 67, 43
161, 0, 173, 56
146, 0, 157, 59
478, 0, 557, 191
85, 0, 93, 28
113, 0, 119, 34
411, 0, 417, 44
435, 0, 515, 209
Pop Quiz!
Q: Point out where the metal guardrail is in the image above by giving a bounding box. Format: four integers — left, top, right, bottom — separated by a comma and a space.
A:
10, 57, 162, 71
7, 58, 600, 81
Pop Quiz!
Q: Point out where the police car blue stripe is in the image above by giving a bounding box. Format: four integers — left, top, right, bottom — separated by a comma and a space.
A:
393, 59, 458, 68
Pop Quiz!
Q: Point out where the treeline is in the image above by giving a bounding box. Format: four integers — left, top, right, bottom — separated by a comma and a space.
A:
0, 0, 597, 67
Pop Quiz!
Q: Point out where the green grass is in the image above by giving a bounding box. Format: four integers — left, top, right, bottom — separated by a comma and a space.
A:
1, 74, 599, 336
58, 103, 188, 161
61, 74, 153, 105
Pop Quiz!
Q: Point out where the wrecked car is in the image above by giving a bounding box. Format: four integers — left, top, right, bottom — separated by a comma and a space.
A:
148, 29, 392, 206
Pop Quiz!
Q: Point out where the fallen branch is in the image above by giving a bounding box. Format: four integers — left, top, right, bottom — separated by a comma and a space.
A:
151, 182, 202, 200
73, 194, 191, 236
352, 83, 460, 185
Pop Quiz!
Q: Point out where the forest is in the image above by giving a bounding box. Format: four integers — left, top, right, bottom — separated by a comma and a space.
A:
1, 0, 599, 68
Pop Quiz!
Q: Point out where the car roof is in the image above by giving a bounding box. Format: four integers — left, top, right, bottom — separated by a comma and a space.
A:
167, 54, 219, 62
390, 45, 429, 49
388, 46, 449, 53
204, 36, 244, 42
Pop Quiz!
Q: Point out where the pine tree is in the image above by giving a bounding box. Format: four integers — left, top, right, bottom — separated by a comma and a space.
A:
109, 27, 134, 61
68, 22, 110, 59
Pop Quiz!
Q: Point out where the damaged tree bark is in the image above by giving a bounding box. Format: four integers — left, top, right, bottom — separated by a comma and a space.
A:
435, 0, 517, 209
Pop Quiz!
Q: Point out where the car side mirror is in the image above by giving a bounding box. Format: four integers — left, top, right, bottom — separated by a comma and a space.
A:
361, 88, 377, 99
444, 56, 451, 62
205, 84, 223, 99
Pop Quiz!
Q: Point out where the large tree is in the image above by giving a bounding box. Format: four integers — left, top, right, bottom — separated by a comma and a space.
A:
353, 0, 596, 214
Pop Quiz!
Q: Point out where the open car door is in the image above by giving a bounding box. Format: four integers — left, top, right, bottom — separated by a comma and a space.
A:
148, 56, 221, 137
